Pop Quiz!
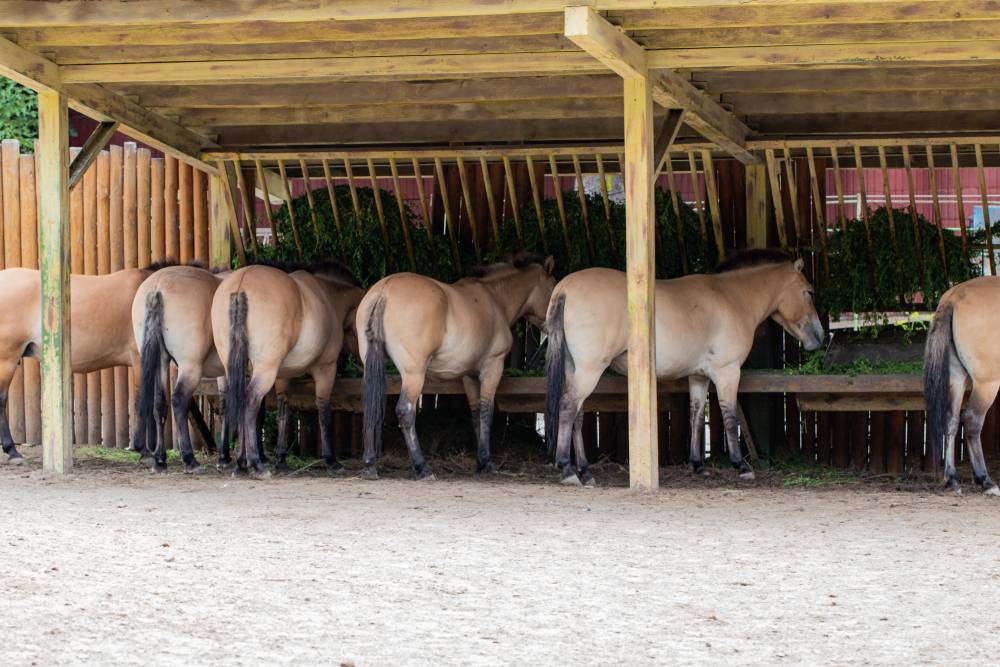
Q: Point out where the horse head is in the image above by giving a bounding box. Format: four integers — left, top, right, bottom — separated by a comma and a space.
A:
519, 255, 557, 328
771, 258, 825, 351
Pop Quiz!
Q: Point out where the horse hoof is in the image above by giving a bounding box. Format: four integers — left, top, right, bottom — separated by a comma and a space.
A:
739, 470, 756, 480
326, 464, 346, 477
6, 451, 24, 465
416, 469, 436, 481
151, 463, 168, 475
984, 484, 999, 497
251, 467, 272, 481
231, 467, 248, 478
476, 461, 498, 476
273, 461, 290, 474
139, 454, 155, 467
580, 473, 596, 488
184, 463, 206, 475
359, 467, 379, 481
560, 473, 582, 487
944, 478, 961, 495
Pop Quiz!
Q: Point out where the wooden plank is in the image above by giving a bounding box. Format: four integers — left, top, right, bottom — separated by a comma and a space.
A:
686, 151, 708, 242
36, 89, 72, 473
924, 145, 949, 280
829, 146, 848, 231
1, 140, 24, 442
298, 158, 323, 239
524, 155, 549, 253
109, 144, 129, 449
852, 145, 874, 246
804, 146, 830, 274
388, 157, 416, 271
700, 149, 726, 258
876, 146, 899, 246
366, 157, 391, 251
70, 153, 85, 446
21, 153, 40, 445
950, 144, 971, 259
68, 121, 118, 190
433, 157, 462, 271
342, 158, 362, 222
623, 72, 659, 491
253, 158, 276, 243
564, 5, 646, 79
571, 154, 596, 259
164, 155, 179, 259
276, 159, 304, 257
782, 145, 803, 242
764, 149, 788, 248
501, 156, 524, 241
150, 158, 165, 261
454, 156, 481, 261
745, 160, 769, 251
479, 156, 501, 249
547, 155, 572, 256
411, 158, 433, 240
122, 143, 138, 443
209, 172, 234, 270
96, 149, 115, 447
663, 158, 688, 274
320, 158, 344, 242
178, 161, 194, 263
233, 161, 260, 254
137, 148, 151, 267
215, 161, 249, 266
974, 143, 997, 274
193, 169, 210, 262
900, 145, 927, 291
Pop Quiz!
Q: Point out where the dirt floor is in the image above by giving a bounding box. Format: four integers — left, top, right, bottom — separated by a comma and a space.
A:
1, 446, 998, 666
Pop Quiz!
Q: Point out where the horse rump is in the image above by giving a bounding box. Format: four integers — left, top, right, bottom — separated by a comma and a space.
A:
131, 290, 165, 455
361, 297, 388, 460
924, 303, 957, 459
544, 293, 568, 455
226, 291, 250, 440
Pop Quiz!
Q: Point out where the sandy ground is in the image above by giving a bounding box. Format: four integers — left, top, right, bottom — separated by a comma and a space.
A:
1, 446, 999, 666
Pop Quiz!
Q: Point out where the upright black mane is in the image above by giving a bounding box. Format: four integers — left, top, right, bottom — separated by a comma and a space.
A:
714, 249, 793, 273
143, 258, 211, 272
470, 252, 548, 278
249, 257, 358, 285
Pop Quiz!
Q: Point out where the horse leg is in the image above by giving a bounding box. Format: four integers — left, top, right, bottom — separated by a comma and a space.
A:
461, 375, 481, 443
240, 367, 278, 480
571, 411, 594, 486
474, 354, 504, 476
961, 380, 999, 496
272, 379, 292, 472
714, 366, 753, 479
688, 375, 710, 475
396, 368, 432, 480
216, 376, 232, 468
256, 393, 269, 464
171, 367, 205, 473
557, 366, 603, 486
0, 362, 22, 464
312, 364, 343, 474
943, 370, 966, 493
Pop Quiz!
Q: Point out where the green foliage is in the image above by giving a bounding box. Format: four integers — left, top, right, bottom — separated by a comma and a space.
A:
259, 180, 716, 284
820, 207, 976, 317
786, 348, 923, 376
0, 79, 38, 144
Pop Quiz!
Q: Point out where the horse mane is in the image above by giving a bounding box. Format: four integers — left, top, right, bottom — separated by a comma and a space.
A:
469, 252, 548, 279
249, 257, 358, 286
143, 259, 221, 273
713, 248, 794, 273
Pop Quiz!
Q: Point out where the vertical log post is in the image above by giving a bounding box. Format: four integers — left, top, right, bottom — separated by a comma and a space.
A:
37, 89, 72, 473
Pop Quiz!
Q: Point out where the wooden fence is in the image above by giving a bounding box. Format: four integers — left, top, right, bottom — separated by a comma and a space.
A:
0, 139, 211, 449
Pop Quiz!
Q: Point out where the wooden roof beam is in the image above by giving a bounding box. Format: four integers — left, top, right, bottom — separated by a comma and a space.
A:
564, 6, 755, 164
0, 35, 214, 171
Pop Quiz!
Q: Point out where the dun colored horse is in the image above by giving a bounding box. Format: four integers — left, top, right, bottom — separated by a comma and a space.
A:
545, 250, 825, 486
358, 253, 556, 480
212, 261, 364, 478
924, 276, 1000, 495
0, 267, 150, 463
131, 263, 228, 473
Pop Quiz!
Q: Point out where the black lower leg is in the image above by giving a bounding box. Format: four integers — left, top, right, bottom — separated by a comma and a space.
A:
274, 394, 290, 469
396, 396, 429, 477
188, 399, 216, 454
255, 396, 268, 463
0, 392, 20, 459
317, 399, 341, 470
171, 385, 199, 468
475, 398, 495, 473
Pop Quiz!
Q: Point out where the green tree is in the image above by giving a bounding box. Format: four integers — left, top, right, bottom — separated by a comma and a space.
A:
0, 78, 38, 144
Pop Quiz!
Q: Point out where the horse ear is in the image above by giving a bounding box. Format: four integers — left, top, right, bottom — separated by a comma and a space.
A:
793, 258, 805, 272
543, 256, 555, 275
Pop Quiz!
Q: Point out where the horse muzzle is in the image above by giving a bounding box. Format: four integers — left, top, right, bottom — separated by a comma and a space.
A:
800, 318, 826, 351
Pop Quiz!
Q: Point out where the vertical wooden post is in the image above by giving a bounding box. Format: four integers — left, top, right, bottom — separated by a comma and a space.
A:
700, 150, 726, 258
852, 145, 873, 248
829, 147, 848, 231
974, 144, 996, 275
388, 157, 416, 271
209, 171, 234, 269
924, 146, 950, 280
479, 156, 502, 249
110, 145, 128, 448
763, 149, 788, 248
253, 158, 276, 244
411, 158, 434, 240
70, 153, 86, 445
745, 159, 769, 249
97, 150, 115, 446
2, 140, 25, 443
37, 89, 72, 473
805, 146, 830, 274
193, 169, 210, 262
137, 148, 151, 268
623, 73, 658, 491
571, 154, 596, 260
21, 153, 41, 445
276, 159, 303, 257
687, 151, 708, 242
164, 155, 179, 260
950, 144, 970, 259
433, 157, 462, 270
900, 145, 927, 291
547, 155, 573, 256
454, 156, 482, 261
524, 155, 549, 252
595, 154, 616, 246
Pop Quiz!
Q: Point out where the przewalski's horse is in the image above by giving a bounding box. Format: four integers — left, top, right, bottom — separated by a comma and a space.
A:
212, 261, 365, 479
924, 277, 1000, 496
545, 250, 825, 486
0, 267, 149, 463
357, 253, 556, 480
131, 262, 228, 473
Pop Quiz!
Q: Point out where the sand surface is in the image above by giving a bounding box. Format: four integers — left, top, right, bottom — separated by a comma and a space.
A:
1, 448, 998, 666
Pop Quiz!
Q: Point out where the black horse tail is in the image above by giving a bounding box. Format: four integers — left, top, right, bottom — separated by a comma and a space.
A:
132, 290, 164, 454
924, 302, 959, 463
545, 293, 569, 455
226, 291, 250, 437
362, 297, 388, 458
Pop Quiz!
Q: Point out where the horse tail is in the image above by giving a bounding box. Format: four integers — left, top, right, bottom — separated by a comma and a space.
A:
545, 293, 568, 455
362, 296, 388, 457
925, 302, 960, 459
226, 291, 250, 436
133, 290, 164, 453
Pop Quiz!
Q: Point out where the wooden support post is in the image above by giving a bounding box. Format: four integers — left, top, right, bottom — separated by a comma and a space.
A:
876, 146, 898, 244
924, 146, 950, 280
37, 89, 72, 473
623, 73, 658, 491
366, 158, 391, 251
178, 160, 193, 264
209, 169, 234, 269
663, 158, 688, 274
653, 109, 685, 175
411, 158, 433, 240
388, 157, 416, 271
252, 158, 276, 244
687, 151, 708, 242
501, 156, 523, 242
974, 144, 997, 275
900, 146, 927, 290
68, 121, 118, 190
213, 161, 247, 267
547, 155, 573, 256
745, 160, 769, 250
571, 154, 596, 260
700, 149, 726, 258
2, 140, 25, 443
805, 146, 830, 274
137, 148, 151, 267
852, 145, 874, 248
782, 145, 802, 245
320, 158, 344, 252
829, 147, 848, 232
298, 159, 322, 239
433, 157, 462, 271
343, 158, 362, 222
276, 159, 303, 257
594, 154, 615, 247
234, 162, 260, 255
763, 149, 787, 248
22, 153, 41, 445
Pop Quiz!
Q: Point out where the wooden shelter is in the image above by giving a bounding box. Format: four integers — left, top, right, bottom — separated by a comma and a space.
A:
2, 1, 1000, 488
